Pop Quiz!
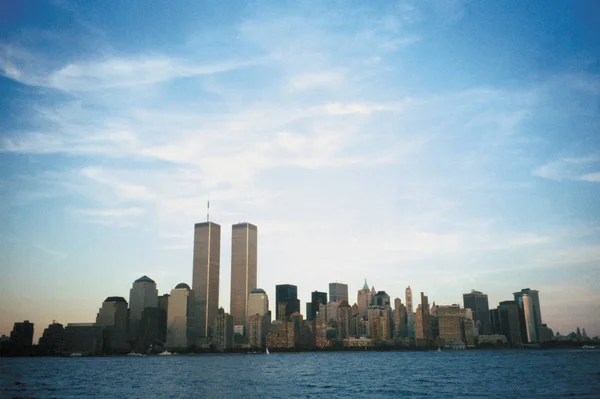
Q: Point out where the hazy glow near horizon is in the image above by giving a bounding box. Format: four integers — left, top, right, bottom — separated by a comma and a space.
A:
1, 1, 599, 341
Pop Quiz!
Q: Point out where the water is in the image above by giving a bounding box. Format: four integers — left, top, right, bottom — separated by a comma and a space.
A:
1, 350, 599, 398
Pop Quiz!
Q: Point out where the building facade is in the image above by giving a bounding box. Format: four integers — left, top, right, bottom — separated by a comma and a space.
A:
96, 296, 129, 353
463, 290, 491, 335
190, 221, 221, 346
275, 284, 299, 320
166, 283, 190, 349
230, 222, 258, 331
357, 280, 372, 319
329, 282, 349, 303
212, 308, 233, 351
128, 275, 158, 342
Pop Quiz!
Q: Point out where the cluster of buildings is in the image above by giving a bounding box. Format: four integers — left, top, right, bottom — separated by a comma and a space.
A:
0, 220, 589, 356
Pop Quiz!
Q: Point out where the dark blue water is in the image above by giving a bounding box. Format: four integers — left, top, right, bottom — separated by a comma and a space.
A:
2, 350, 600, 398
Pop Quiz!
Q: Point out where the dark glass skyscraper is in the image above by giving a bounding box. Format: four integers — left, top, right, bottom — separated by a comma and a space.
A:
463, 290, 491, 335
329, 283, 348, 303
275, 284, 300, 320
309, 291, 327, 320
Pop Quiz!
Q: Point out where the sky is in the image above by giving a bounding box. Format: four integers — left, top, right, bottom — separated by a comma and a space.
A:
1, 0, 599, 342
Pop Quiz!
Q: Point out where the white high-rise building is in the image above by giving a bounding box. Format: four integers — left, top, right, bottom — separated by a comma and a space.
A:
523, 293, 538, 343
248, 288, 269, 317
166, 283, 190, 349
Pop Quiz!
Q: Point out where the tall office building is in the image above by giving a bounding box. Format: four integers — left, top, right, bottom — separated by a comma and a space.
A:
96, 296, 129, 353
513, 288, 542, 343
463, 290, 491, 335
275, 284, 300, 320
310, 291, 328, 321
10, 320, 34, 351
337, 300, 352, 339
357, 280, 371, 318
522, 294, 538, 343
129, 276, 158, 341
39, 322, 64, 355
373, 291, 391, 308
329, 282, 349, 303
213, 308, 234, 351
248, 288, 269, 317
190, 221, 221, 345
166, 283, 191, 349
405, 286, 413, 313
230, 223, 258, 330
497, 300, 522, 345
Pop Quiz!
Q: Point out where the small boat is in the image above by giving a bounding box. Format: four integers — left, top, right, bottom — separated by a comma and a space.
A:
157, 350, 173, 356
127, 352, 145, 356
437, 346, 442, 352
69, 352, 83, 357
265, 348, 270, 355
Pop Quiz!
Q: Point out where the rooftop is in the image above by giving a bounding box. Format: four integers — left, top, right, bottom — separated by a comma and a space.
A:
135, 275, 155, 284
175, 283, 190, 290
104, 296, 127, 303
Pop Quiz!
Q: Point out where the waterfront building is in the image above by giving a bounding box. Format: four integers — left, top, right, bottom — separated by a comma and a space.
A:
405, 286, 413, 313
212, 307, 233, 351
230, 222, 258, 332
138, 307, 167, 350
463, 290, 491, 335
336, 300, 352, 339
367, 306, 381, 338
325, 301, 340, 326
275, 284, 300, 320
39, 322, 64, 355
266, 320, 295, 349
309, 291, 327, 321
190, 221, 221, 346
158, 294, 170, 314
415, 292, 431, 346
357, 280, 372, 319
166, 283, 190, 349
393, 303, 408, 339
497, 300, 522, 345
63, 323, 103, 355
513, 288, 542, 344
522, 293, 537, 343
247, 313, 266, 348
96, 296, 129, 353
537, 324, 554, 343
248, 288, 269, 317
329, 282, 349, 303
10, 320, 34, 349
407, 312, 415, 340
463, 318, 476, 346
128, 275, 158, 342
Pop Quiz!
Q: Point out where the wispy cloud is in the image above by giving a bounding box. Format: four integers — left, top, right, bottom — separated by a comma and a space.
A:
533, 155, 600, 182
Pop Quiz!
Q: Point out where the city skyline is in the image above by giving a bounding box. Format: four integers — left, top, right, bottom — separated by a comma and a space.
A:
1, 1, 600, 341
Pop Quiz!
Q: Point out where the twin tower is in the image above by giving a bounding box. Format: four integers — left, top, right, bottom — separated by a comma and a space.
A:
189, 221, 257, 346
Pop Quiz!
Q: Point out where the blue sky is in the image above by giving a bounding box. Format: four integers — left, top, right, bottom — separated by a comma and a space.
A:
1, 0, 599, 341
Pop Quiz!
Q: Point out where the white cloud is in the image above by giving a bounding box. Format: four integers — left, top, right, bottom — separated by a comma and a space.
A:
533, 155, 600, 182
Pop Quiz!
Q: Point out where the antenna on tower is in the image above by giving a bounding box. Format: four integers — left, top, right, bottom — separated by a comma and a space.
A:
207, 195, 210, 222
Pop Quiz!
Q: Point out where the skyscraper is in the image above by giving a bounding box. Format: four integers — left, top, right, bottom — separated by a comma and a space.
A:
405, 286, 413, 313
212, 307, 234, 351
329, 282, 349, 303
463, 290, 491, 335
310, 291, 327, 321
230, 222, 258, 331
513, 288, 542, 343
357, 279, 371, 318
248, 288, 269, 317
96, 296, 129, 353
275, 284, 300, 320
166, 283, 191, 349
497, 300, 522, 345
129, 275, 158, 341
190, 221, 221, 345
